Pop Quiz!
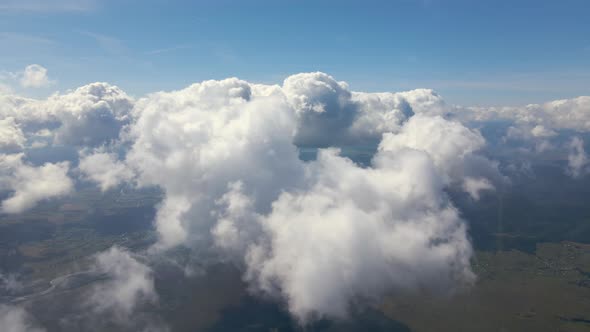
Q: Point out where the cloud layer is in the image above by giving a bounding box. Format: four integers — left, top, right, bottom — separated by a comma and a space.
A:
102, 72, 490, 320
1, 69, 590, 324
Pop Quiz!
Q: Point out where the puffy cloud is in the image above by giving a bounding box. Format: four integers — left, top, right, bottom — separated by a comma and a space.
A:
211, 181, 261, 254
0, 71, 528, 322
566, 137, 588, 178
462, 177, 495, 200
283, 72, 357, 146
283, 73, 448, 146
349, 91, 411, 140
6, 69, 590, 328
126, 78, 302, 249
461, 96, 590, 132
0, 153, 73, 213
78, 151, 134, 191
0, 117, 25, 152
504, 124, 558, 143
530, 124, 557, 138
380, 115, 485, 170
48, 83, 133, 147
397, 88, 448, 116
378, 114, 503, 192
88, 247, 157, 316
19, 64, 52, 88
88, 73, 507, 321
244, 148, 474, 320
0, 82, 133, 147
497, 124, 558, 156
66, 73, 497, 322
503, 125, 530, 142
450, 98, 590, 178
0, 304, 45, 332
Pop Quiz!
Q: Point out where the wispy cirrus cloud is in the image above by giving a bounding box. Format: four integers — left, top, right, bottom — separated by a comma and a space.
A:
0, 0, 98, 12
78, 30, 129, 56
145, 44, 193, 56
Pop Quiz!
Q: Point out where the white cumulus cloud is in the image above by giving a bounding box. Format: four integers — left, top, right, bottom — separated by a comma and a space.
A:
0, 117, 25, 152
0, 153, 73, 213
0, 82, 133, 147
19, 64, 52, 88
379, 114, 503, 192
88, 247, 157, 317
243, 147, 474, 320
111, 74, 497, 321
78, 151, 134, 191
10, 70, 590, 323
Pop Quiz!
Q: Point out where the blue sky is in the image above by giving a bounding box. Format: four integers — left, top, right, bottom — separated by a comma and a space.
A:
0, 0, 589, 105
